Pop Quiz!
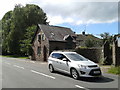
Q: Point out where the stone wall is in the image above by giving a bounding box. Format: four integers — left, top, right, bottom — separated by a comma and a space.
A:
75, 48, 103, 63
103, 41, 112, 65
112, 37, 120, 66
49, 41, 66, 54
116, 47, 120, 66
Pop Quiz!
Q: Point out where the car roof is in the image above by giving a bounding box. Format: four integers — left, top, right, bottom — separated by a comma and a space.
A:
51, 51, 77, 54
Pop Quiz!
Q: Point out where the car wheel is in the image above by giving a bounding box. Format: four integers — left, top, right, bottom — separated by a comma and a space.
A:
71, 68, 79, 80
49, 64, 54, 73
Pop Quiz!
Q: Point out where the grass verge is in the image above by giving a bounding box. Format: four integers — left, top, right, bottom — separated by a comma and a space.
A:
1, 55, 29, 59
108, 66, 120, 75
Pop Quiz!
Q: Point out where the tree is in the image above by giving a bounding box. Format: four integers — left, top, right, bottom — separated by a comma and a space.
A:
24, 4, 48, 26
8, 4, 25, 54
2, 4, 48, 55
100, 32, 113, 44
20, 25, 37, 55
2, 11, 13, 54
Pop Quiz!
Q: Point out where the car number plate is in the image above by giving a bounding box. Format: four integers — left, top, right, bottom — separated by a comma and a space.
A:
94, 71, 100, 74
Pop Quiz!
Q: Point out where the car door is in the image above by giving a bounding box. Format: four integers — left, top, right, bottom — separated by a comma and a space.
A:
50, 53, 60, 70
57, 54, 70, 73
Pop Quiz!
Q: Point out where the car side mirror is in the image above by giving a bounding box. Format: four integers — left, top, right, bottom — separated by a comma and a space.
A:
63, 58, 69, 62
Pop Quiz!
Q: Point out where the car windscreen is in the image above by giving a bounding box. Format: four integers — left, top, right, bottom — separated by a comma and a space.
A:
65, 53, 88, 61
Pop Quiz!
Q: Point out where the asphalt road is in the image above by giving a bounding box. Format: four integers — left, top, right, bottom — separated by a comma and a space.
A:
1, 57, 119, 89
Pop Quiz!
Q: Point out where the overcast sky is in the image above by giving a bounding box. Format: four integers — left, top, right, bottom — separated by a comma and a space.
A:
0, 0, 119, 36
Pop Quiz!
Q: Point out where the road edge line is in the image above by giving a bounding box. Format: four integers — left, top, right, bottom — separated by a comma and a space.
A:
31, 70, 55, 79
13, 65, 25, 69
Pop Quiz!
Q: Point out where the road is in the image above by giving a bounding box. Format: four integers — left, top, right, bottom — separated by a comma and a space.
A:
1, 57, 119, 90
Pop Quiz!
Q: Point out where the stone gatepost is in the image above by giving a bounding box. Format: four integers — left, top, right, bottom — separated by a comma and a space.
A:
112, 35, 120, 66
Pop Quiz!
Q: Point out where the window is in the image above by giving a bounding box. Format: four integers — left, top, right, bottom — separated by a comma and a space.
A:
37, 47, 41, 55
51, 53, 66, 60
65, 53, 88, 61
38, 34, 41, 42
42, 34, 45, 41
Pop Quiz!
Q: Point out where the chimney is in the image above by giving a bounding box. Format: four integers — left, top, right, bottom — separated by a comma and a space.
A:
82, 31, 85, 35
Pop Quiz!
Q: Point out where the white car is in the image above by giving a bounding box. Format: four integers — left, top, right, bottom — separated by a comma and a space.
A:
48, 51, 102, 79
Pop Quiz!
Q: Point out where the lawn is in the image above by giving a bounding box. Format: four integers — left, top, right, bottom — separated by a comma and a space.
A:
108, 66, 120, 75
1, 55, 29, 59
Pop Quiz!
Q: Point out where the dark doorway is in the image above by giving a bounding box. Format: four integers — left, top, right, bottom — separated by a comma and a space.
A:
43, 46, 47, 62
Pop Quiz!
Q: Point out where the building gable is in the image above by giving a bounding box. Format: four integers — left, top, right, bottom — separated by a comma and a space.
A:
38, 24, 76, 42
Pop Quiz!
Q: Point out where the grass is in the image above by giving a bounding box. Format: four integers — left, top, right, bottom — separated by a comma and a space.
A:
1, 55, 29, 59
108, 66, 120, 75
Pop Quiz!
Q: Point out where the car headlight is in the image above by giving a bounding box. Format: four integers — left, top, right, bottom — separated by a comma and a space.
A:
78, 65, 87, 69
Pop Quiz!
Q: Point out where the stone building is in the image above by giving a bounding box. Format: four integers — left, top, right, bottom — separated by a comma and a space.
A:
31, 24, 76, 61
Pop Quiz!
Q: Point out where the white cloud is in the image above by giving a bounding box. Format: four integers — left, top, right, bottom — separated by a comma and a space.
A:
41, 2, 118, 25
47, 16, 64, 25
47, 15, 74, 25
0, 0, 119, 26
76, 21, 83, 25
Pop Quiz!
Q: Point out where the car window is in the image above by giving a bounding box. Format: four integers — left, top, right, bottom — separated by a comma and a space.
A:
65, 53, 88, 61
51, 53, 66, 60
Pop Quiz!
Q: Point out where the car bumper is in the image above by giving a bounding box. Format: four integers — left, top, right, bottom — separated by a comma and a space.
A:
78, 68, 102, 77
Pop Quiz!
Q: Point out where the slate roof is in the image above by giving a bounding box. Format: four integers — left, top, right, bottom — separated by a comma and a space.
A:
39, 24, 76, 41
31, 24, 76, 43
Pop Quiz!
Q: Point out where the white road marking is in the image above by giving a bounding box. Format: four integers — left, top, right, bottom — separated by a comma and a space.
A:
31, 70, 55, 79
13, 65, 24, 69
75, 85, 85, 88
40, 63, 47, 64
5, 62, 11, 65
75, 85, 89, 90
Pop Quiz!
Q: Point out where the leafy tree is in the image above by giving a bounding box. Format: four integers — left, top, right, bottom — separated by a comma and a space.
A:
2, 4, 48, 55
24, 4, 48, 26
20, 25, 37, 55
8, 4, 24, 54
100, 32, 113, 44
2, 11, 13, 54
